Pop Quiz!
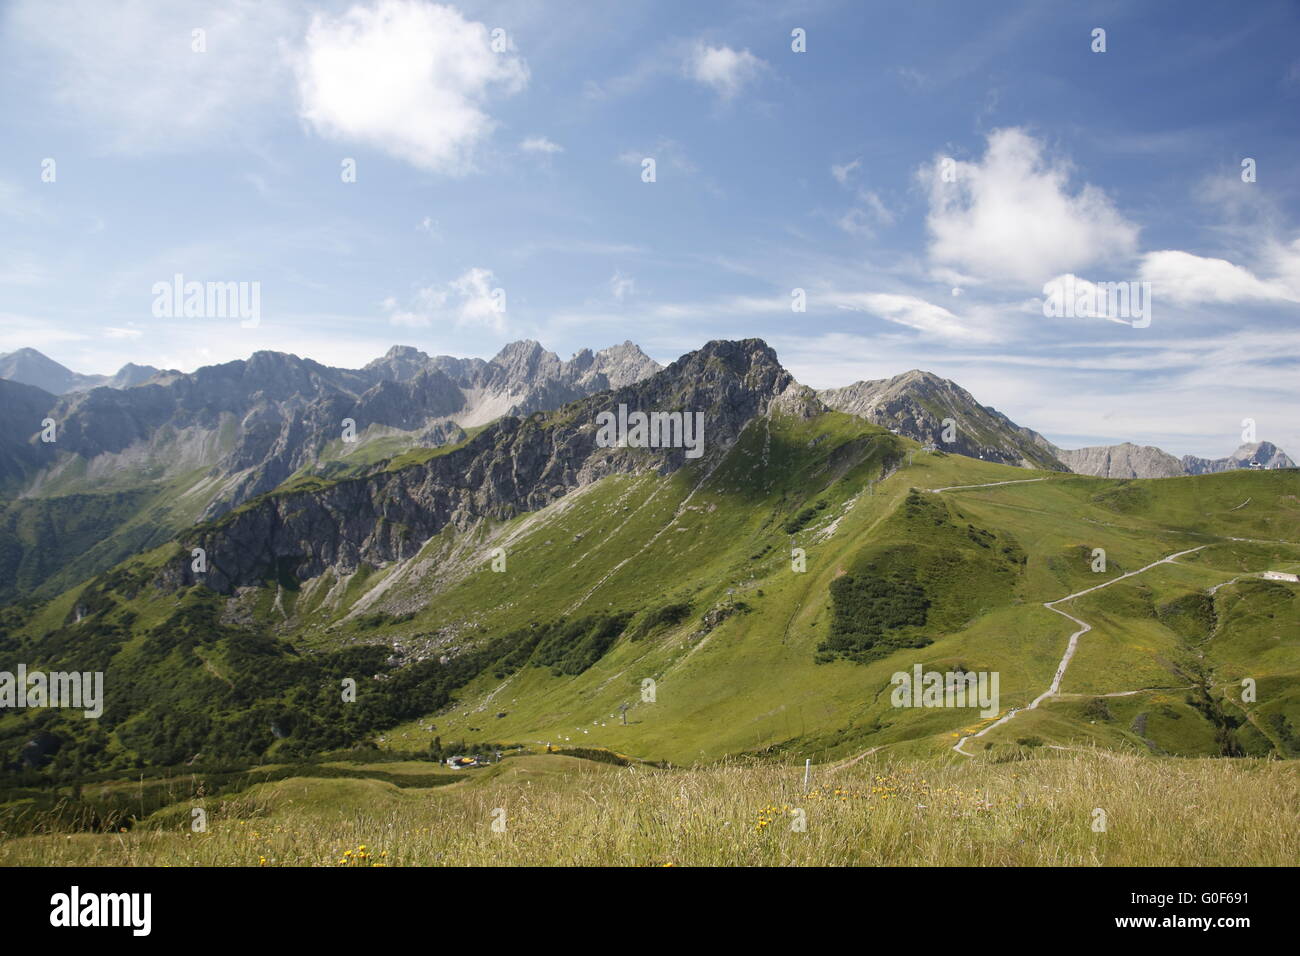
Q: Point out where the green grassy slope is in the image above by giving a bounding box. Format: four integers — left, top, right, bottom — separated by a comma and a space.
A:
3, 404, 1297, 778
0, 467, 216, 604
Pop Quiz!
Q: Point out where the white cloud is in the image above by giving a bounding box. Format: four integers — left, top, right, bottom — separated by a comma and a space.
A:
830, 160, 893, 234
292, 0, 528, 174
1267, 237, 1300, 293
449, 266, 506, 331
923, 128, 1139, 286
1139, 249, 1299, 305
860, 191, 894, 226
385, 266, 506, 332
520, 136, 563, 154
684, 43, 765, 100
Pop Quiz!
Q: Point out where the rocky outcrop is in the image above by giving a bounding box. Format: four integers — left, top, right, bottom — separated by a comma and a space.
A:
160, 340, 789, 594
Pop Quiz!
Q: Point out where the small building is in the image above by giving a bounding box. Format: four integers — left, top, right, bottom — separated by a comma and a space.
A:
1261, 571, 1299, 583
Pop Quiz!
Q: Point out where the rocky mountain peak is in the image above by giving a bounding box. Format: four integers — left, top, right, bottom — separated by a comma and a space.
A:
572, 341, 659, 391
490, 339, 554, 377
818, 368, 1066, 471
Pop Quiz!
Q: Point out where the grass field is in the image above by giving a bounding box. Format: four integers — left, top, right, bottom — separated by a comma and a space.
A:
2, 751, 1294, 866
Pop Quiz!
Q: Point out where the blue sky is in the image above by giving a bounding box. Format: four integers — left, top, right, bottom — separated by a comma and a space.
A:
2, 0, 1298, 456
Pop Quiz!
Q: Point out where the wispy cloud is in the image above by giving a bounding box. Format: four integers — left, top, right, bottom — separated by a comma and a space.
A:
609, 270, 635, 302
6, 0, 298, 152
520, 136, 563, 154
383, 266, 508, 333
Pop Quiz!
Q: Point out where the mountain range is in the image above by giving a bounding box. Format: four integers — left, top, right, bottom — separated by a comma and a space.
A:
0, 341, 1292, 606
0, 341, 659, 602
4, 344, 1289, 483
2, 337, 1296, 782
1054, 440, 1295, 479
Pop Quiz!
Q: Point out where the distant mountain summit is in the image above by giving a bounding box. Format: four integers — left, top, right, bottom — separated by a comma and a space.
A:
1182, 441, 1296, 474
818, 369, 1295, 480
818, 369, 1067, 471
1053, 440, 1295, 478
362, 340, 659, 420
6, 344, 1292, 487
9, 340, 661, 511
1053, 442, 1185, 479
0, 347, 164, 394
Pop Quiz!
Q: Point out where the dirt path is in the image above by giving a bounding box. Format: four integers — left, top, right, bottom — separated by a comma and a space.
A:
825, 745, 882, 772
927, 477, 1050, 493
951, 545, 1207, 756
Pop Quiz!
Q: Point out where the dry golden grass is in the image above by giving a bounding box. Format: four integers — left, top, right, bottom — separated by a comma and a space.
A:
2, 751, 1295, 866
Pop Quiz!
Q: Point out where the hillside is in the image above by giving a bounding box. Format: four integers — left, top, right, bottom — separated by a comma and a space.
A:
2, 340, 1296, 784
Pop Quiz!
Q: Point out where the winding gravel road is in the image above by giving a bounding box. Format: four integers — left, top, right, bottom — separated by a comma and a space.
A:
950, 545, 1208, 756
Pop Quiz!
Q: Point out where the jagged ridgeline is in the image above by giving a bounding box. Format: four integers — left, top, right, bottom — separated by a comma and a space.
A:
0, 340, 661, 605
